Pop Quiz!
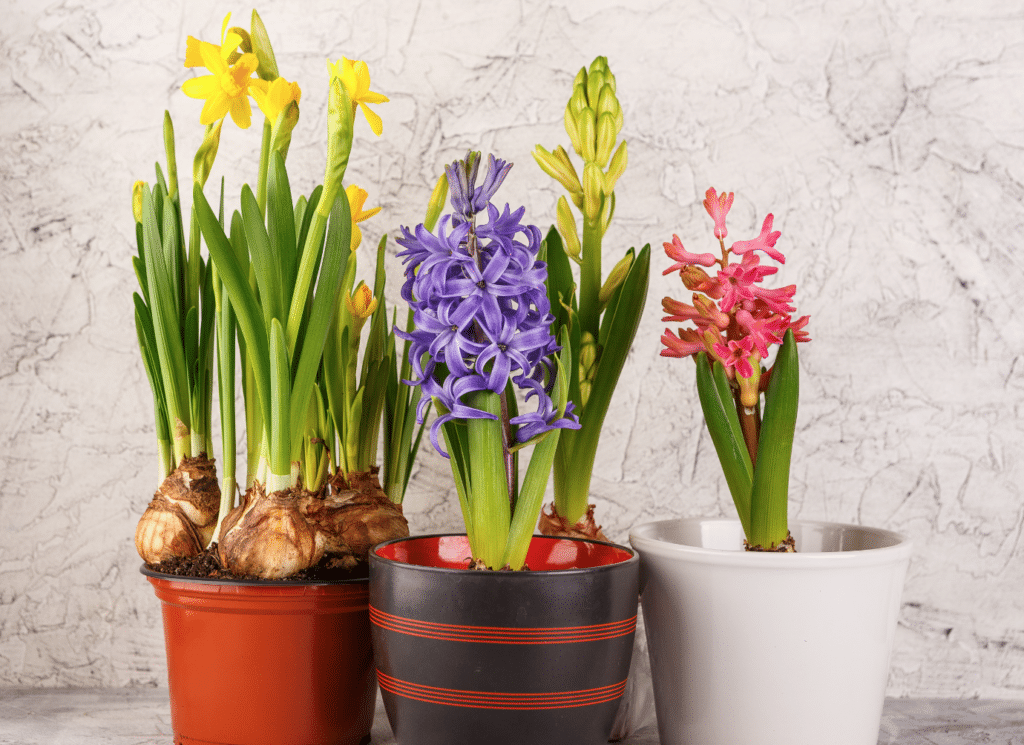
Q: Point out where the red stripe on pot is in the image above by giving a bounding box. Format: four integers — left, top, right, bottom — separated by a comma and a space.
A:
369, 606, 636, 644
376, 671, 627, 710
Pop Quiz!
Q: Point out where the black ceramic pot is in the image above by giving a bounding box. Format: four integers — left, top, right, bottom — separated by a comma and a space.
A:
369, 534, 639, 745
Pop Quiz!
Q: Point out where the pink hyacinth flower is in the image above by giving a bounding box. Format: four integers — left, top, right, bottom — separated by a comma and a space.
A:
660, 328, 703, 358
662, 234, 718, 275
735, 309, 787, 358
730, 214, 784, 263
704, 187, 734, 240
750, 283, 797, 315
712, 335, 756, 379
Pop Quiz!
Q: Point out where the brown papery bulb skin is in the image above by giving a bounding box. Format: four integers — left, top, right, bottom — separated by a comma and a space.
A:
135, 455, 220, 565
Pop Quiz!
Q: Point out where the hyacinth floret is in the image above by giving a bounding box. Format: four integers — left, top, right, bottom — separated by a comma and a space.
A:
398, 153, 580, 455
661, 187, 811, 384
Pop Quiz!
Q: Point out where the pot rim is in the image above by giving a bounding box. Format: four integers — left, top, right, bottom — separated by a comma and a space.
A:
629, 517, 912, 568
139, 563, 369, 587
370, 533, 637, 577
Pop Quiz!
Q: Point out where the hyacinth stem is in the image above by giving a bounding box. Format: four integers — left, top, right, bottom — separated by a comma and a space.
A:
466, 391, 511, 569
736, 401, 760, 468
578, 216, 604, 340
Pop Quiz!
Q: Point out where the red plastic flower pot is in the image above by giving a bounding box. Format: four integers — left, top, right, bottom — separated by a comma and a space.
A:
143, 567, 376, 745
369, 535, 639, 745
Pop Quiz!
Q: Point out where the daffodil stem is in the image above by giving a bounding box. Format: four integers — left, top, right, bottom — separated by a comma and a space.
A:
256, 119, 272, 218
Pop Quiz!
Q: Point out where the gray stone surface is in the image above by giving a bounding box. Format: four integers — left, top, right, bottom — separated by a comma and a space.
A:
1, 688, 1022, 745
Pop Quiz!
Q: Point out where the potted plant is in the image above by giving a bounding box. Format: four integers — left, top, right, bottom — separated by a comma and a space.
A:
629, 188, 913, 745
369, 152, 639, 745
532, 56, 650, 540
132, 12, 410, 745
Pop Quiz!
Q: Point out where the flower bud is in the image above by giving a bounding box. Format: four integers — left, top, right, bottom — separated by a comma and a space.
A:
533, 145, 583, 195
597, 84, 619, 120
423, 171, 449, 232
577, 107, 597, 162
249, 9, 280, 82
556, 195, 581, 264
680, 265, 720, 296
191, 118, 224, 188
595, 111, 617, 168
598, 252, 633, 308
269, 98, 300, 160
346, 282, 378, 322
563, 105, 583, 158
132, 181, 145, 224
737, 360, 761, 408
319, 74, 354, 217
582, 161, 603, 221
604, 140, 628, 194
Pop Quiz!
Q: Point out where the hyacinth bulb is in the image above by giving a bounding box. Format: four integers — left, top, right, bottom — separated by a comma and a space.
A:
538, 502, 609, 543
217, 485, 325, 580
135, 456, 220, 565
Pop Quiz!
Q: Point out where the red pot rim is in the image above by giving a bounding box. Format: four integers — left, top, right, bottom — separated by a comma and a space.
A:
372, 534, 636, 573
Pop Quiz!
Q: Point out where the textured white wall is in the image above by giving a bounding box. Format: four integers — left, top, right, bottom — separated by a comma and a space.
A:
1, 0, 1022, 697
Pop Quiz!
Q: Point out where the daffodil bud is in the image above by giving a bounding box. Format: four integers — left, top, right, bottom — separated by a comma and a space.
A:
423, 171, 449, 232
556, 195, 582, 264
345, 282, 377, 340
132, 181, 145, 224
604, 140, 628, 194
578, 107, 597, 162
162, 111, 178, 200
598, 252, 633, 308
269, 98, 300, 160
320, 75, 354, 217
191, 118, 224, 188
582, 161, 603, 221
595, 111, 617, 168
249, 9, 280, 81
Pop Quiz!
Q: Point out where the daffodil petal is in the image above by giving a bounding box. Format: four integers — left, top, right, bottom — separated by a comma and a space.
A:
184, 37, 218, 68
182, 75, 219, 98
221, 30, 243, 60
228, 95, 252, 129
360, 91, 389, 104
200, 92, 230, 125
199, 42, 227, 75
359, 102, 383, 136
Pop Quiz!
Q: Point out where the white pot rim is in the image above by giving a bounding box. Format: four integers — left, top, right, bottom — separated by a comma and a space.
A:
630, 517, 912, 569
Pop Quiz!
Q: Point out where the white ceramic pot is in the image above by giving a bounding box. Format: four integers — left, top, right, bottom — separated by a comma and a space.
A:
629, 518, 912, 745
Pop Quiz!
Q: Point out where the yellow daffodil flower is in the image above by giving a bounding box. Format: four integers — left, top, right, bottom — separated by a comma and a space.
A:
181, 13, 268, 129
184, 13, 242, 69
252, 76, 301, 123
345, 184, 382, 251
327, 57, 388, 136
